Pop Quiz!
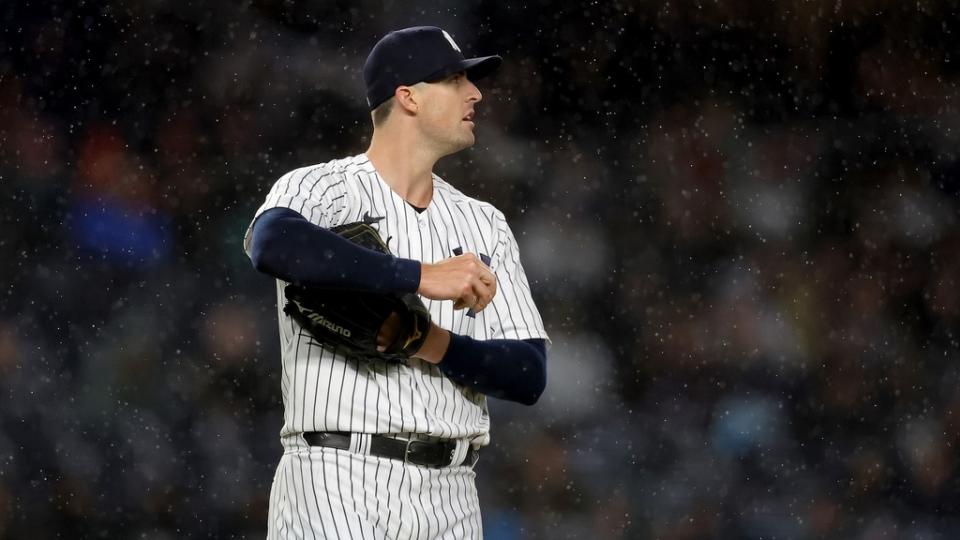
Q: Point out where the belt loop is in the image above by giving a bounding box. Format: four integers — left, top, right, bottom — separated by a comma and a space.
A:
402, 439, 415, 464
351, 433, 370, 455
450, 439, 468, 467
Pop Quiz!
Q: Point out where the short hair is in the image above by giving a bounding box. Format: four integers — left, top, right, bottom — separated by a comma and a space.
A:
372, 97, 394, 127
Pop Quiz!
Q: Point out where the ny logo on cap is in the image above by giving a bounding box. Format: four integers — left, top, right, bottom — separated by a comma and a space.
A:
441, 30, 462, 53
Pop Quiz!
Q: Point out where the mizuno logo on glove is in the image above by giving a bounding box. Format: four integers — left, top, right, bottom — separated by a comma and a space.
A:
302, 308, 352, 338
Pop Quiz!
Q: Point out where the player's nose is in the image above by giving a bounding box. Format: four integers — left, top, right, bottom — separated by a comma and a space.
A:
466, 79, 482, 103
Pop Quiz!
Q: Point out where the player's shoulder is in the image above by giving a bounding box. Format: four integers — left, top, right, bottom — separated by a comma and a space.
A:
277, 154, 367, 186
433, 175, 505, 224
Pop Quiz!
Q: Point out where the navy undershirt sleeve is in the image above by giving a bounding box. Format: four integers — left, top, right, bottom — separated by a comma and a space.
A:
248, 207, 421, 293
438, 336, 547, 405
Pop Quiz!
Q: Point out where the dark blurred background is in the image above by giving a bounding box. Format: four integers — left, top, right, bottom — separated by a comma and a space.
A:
2, 0, 960, 538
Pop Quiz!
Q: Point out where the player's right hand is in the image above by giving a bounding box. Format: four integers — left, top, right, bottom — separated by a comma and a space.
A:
418, 253, 497, 312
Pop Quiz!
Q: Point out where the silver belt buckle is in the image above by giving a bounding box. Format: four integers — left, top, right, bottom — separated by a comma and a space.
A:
402, 439, 432, 467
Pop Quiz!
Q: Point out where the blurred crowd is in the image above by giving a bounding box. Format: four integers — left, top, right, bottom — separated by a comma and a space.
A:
2, 1, 959, 538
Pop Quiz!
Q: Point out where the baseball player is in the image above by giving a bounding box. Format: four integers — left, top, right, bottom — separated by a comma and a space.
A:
244, 26, 549, 539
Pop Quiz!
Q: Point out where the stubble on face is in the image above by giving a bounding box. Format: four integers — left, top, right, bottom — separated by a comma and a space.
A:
417, 75, 479, 157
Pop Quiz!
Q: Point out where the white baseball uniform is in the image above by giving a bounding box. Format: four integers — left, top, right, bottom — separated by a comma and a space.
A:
244, 153, 548, 539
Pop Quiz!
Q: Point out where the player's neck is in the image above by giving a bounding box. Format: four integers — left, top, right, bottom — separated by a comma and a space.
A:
365, 129, 437, 207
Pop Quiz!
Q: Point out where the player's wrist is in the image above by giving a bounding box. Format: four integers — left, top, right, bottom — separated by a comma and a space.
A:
415, 262, 433, 296
414, 323, 451, 364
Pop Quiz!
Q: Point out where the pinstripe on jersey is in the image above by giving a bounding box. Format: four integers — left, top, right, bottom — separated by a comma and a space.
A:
244, 153, 548, 446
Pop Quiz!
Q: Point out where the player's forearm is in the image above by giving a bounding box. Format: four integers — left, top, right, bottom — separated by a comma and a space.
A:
432, 334, 547, 405
249, 207, 421, 293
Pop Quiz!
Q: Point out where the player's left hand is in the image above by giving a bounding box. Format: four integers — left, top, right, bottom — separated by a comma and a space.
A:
418, 253, 497, 312
452, 267, 496, 312
453, 294, 485, 311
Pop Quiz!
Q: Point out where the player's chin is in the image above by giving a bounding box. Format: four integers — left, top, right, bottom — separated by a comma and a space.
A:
458, 128, 477, 146
447, 133, 475, 153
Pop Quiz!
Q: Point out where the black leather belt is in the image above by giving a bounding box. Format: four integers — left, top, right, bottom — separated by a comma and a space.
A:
303, 432, 480, 468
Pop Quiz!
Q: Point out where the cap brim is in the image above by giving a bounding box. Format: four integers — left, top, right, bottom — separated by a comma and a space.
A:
424, 55, 502, 84
462, 55, 502, 81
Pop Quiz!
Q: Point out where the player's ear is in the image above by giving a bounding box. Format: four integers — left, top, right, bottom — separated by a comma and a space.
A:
394, 85, 421, 115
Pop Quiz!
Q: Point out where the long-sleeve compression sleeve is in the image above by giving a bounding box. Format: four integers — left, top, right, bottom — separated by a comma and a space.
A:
438, 335, 547, 405
248, 207, 421, 293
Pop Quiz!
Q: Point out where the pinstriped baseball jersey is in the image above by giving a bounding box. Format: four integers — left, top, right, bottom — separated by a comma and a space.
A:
244, 153, 548, 447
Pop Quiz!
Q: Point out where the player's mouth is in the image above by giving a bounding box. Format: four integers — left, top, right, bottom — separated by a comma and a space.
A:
462, 111, 475, 125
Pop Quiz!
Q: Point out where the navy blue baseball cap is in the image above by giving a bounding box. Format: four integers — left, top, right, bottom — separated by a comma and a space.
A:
363, 26, 502, 110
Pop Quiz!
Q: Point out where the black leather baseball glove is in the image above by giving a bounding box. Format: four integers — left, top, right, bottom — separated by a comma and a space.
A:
282, 222, 431, 363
